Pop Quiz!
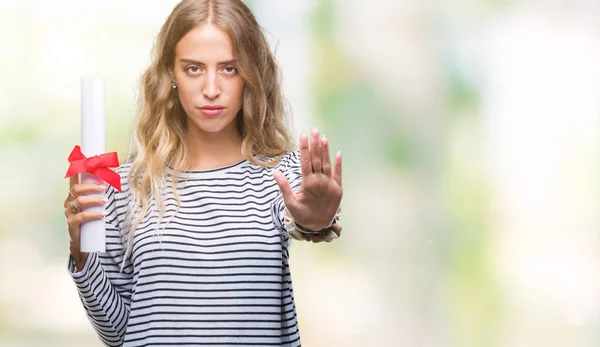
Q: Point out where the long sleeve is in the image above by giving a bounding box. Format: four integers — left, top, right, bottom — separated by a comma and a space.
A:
271, 151, 342, 243
67, 184, 133, 347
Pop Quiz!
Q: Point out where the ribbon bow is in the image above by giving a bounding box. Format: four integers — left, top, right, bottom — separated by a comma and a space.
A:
65, 145, 122, 192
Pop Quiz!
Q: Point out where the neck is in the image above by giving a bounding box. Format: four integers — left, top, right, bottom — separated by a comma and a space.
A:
186, 127, 245, 171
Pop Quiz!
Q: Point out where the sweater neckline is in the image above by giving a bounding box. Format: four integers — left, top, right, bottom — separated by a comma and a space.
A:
166, 159, 250, 178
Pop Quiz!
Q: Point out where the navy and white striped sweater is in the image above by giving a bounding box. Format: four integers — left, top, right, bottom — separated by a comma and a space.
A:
68, 151, 310, 347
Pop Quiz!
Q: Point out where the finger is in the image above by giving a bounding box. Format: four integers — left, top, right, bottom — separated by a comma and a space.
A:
71, 183, 107, 197
321, 136, 332, 177
74, 195, 108, 210
272, 170, 298, 210
67, 211, 105, 228
332, 151, 342, 187
299, 133, 312, 177
64, 200, 81, 216
310, 127, 322, 173
64, 195, 107, 213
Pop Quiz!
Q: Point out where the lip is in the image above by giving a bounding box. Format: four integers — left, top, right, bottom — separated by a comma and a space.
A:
198, 105, 224, 117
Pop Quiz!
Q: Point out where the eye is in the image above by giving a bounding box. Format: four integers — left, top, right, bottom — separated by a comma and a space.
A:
222, 66, 238, 75
185, 65, 202, 74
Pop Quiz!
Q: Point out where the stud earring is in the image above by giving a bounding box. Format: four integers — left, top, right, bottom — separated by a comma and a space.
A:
172, 81, 177, 89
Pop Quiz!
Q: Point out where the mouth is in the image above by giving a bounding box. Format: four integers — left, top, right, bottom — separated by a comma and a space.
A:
198, 105, 225, 117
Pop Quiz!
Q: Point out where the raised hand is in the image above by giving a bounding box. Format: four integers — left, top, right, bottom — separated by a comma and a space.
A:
273, 128, 342, 231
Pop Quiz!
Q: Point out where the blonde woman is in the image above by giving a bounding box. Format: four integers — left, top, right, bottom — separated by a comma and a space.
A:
63, 0, 342, 346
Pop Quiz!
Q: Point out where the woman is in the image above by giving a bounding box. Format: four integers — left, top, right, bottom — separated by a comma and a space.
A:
64, 0, 342, 346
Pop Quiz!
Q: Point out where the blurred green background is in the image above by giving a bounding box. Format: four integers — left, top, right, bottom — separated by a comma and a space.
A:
1, 0, 599, 346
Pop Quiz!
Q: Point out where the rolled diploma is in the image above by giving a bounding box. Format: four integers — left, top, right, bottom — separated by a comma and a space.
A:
80, 77, 106, 253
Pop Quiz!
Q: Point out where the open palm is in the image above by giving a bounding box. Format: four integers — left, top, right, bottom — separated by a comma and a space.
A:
273, 128, 342, 231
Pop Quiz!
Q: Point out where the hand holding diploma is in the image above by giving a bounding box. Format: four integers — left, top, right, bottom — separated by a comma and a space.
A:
64, 177, 108, 271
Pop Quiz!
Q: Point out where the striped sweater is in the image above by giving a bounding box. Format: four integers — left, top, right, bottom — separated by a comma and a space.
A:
67, 151, 333, 347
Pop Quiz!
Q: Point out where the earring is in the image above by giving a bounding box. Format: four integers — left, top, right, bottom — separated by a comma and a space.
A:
172, 81, 177, 89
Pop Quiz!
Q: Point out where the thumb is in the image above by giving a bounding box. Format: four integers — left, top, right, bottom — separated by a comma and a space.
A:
272, 170, 297, 210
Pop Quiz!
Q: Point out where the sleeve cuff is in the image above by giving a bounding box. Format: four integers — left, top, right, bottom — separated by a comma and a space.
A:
67, 252, 98, 281
283, 207, 342, 243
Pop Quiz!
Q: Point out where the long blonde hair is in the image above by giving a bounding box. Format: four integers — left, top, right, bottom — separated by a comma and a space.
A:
123, 0, 294, 261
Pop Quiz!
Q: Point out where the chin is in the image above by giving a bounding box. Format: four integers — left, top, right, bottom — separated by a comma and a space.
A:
191, 122, 224, 133
201, 125, 228, 133
189, 118, 238, 135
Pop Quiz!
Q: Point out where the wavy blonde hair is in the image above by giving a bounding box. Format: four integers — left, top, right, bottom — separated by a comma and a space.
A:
123, 0, 294, 261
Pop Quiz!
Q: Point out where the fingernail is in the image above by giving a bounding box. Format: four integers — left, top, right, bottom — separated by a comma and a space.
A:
312, 127, 319, 134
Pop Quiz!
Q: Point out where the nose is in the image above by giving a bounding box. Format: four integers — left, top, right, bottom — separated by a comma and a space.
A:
202, 71, 220, 100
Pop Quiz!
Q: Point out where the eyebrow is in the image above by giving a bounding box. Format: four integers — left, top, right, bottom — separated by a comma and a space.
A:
179, 58, 236, 66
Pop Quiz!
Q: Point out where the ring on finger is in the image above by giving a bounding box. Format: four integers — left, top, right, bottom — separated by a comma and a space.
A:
69, 187, 77, 200
70, 200, 81, 213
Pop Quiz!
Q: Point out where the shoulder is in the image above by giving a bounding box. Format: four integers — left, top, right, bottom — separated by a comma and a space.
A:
271, 150, 300, 172
115, 162, 133, 188
102, 163, 134, 227
105, 162, 133, 200
114, 162, 133, 178
249, 150, 300, 174
267, 151, 301, 183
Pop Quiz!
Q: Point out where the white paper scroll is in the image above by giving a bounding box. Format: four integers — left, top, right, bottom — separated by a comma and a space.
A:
80, 77, 106, 253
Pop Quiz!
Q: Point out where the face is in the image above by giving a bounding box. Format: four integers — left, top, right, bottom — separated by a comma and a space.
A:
172, 24, 245, 138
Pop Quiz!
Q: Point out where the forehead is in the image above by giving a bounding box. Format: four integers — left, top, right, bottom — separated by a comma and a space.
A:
175, 24, 234, 62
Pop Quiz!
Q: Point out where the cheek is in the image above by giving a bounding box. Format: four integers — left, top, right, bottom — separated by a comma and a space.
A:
178, 83, 197, 104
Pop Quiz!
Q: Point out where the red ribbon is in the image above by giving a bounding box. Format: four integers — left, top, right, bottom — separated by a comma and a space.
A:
65, 145, 122, 192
